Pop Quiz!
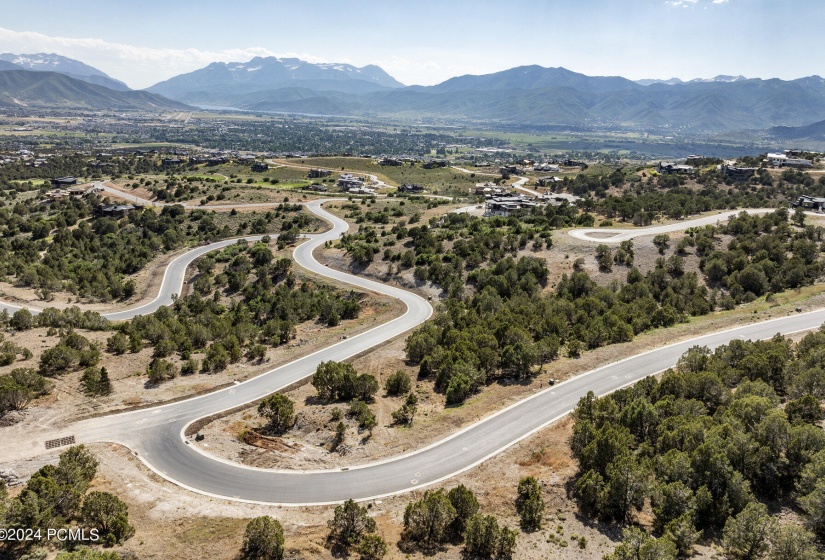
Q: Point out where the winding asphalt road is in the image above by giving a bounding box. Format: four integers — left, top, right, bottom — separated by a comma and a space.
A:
0, 235, 267, 320
568, 208, 787, 243
2, 201, 825, 505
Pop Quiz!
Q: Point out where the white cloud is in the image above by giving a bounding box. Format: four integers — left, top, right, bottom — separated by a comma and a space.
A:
0, 27, 328, 89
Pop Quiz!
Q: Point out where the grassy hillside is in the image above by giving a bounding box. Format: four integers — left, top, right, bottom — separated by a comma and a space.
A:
0, 70, 189, 110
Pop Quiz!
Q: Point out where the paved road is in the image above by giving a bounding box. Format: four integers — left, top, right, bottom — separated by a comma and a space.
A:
3, 202, 825, 505
0, 234, 267, 320
568, 208, 785, 243
31, 302, 825, 506
567, 208, 825, 243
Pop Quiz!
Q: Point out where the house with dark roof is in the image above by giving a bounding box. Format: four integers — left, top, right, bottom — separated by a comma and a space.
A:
397, 184, 424, 193
657, 162, 695, 174
720, 164, 757, 180
338, 173, 365, 191
97, 204, 141, 217
51, 176, 77, 187
794, 195, 825, 212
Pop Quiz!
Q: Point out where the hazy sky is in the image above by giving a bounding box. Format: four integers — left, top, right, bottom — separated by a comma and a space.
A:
0, 0, 818, 89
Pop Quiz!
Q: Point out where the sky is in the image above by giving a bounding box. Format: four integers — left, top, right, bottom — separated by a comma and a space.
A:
0, 0, 819, 90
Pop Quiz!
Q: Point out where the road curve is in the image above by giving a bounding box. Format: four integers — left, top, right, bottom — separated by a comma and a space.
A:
81, 304, 825, 506
568, 208, 784, 243
0, 184, 331, 319
4, 201, 825, 506
0, 235, 269, 320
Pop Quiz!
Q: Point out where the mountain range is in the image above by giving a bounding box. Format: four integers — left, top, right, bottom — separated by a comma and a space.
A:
147, 56, 404, 99
0, 53, 130, 91
2, 52, 825, 140
634, 75, 749, 86
147, 58, 825, 133
0, 70, 188, 111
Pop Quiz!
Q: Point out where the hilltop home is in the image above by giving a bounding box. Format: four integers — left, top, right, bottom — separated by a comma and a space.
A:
657, 162, 695, 174
97, 204, 141, 217
338, 173, 365, 191
485, 200, 521, 217
251, 162, 269, 172
44, 189, 70, 201
767, 153, 812, 168
484, 195, 538, 217
720, 164, 757, 181
379, 157, 403, 166
536, 176, 563, 187
51, 176, 77, 187
307, 168, 332, 179
793, 195, 825, 212
397, 183, 424, 193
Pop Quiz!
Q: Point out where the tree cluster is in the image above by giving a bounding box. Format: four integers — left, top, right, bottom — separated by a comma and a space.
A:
571, 332, 825, 557
699, 210, 823, 304
109, 241, 360, 383
401, 485, 516, 558
406, 255, 711, 405
0, 367, 52, 415
311, 361, 379, 403
0, 446, 134, 557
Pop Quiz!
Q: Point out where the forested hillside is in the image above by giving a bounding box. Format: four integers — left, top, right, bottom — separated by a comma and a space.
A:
573, 334, 825, 559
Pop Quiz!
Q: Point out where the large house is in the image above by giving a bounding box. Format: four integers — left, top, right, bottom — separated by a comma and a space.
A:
657, 162, 695, 174
307, 168, 331, 179
794, 195, 825, 212
484, 195, 538, 217
720, 164, 758, 180
767, 153, 812, 168
397, 184, 424, 193
97, 204, 142, 217
536, 176, 563, 187
51, 176, 77, 187
338, 173, 366, 191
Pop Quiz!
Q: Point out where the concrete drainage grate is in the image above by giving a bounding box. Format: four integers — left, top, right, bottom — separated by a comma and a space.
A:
45, 435, 76, 450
